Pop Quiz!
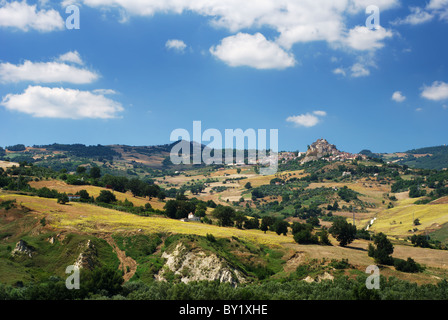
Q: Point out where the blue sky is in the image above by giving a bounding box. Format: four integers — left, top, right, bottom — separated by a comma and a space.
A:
0, 0, 448, 154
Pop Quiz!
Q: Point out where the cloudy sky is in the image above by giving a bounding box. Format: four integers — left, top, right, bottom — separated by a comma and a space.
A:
0, 0, 447, 153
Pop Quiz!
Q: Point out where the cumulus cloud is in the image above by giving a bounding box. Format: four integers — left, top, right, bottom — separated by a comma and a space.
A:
286, 111, 327, 128
0, 86, 123, 119
0, 55, 99, 84
210, 33, 296, 70
391, 0, 448, 26
350, 63, 370, 78
57, 51, 84, 65
333, 68, 346, 76
421, 81, 448, 101
79, 0, 398, 52
392, 91, 406, 102
391, 7, 434, 25
343, 26, 393, 51
0, 1, 64, 32
165, 39, 187, 53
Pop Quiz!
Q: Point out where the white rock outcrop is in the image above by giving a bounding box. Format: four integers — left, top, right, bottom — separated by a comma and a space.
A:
157, 242, 246, 285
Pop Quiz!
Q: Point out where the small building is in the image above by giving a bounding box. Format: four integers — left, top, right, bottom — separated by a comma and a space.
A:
68, 194, 81, 201
180, 213, 200, 222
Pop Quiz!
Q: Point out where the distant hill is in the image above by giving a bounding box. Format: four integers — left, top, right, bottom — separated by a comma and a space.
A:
397, 145, 448, 170
359, 145, 448, 170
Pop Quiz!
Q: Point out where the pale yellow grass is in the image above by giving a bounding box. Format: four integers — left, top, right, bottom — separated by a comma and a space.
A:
0, 194, 293, 247
368, 198, 448, 237
0, 161, 19, 169
28, 180, 165, 210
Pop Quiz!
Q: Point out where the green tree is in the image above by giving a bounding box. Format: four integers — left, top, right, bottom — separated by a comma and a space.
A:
244, 182, 252, 189
260, 216, 275, 233
96, 190, 117, 204
77, 190, 90, 201
212, 205, 236, 227
81, 266, 123, 297
234, 212, 247, 229
76, 166, 87, 174
57, 193, 69, 205
368, 232, 394, 265
90, 166, 101, 179
273, 220, 289, 236
329, 217, 356, 247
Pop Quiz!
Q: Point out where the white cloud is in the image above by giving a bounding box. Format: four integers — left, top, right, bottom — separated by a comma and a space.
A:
0, 1, 64, 32
333, 67, 346, 76
57, 51, 84, 65
421, 81, 448, 101
165, 39, 187, 53
1, 85, 123, 119
210, 33, 296, 70
415, 107, 423, 112
391, 7, 434, 25
0, 57, 99, 84
427, 0, 448, 10
350, 63, 370, 78
392, 91, 406, 102
92, 89, 117, 95
313, 110, 327, 117
80, 0, 398, 50
286, 111, 326, 128
343, 26, 393, 51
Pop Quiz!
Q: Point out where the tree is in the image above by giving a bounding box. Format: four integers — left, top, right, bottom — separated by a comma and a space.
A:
293, 229, 318, 244
76, 166, 87, 174
273, 220, 289, 236
244, 182, 252, 189
90, 166, 101, 179
57, 193, 69, 205
237, 168, 241, 174
76, 190, 90, 202
410, 234, 430, 248
368, 232, 394, 265
212, 205, 236, 227
96, 190, 117, 204
306, 216, 320, 227
81, 266, 123, 297
329, 217, 356, 247
234, 212, 247, 229
163, 200, 195, 219
318, 229, 331, 245
260, 216, 275, 233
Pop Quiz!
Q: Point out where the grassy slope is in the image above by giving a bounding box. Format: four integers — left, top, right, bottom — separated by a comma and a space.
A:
29, 180, 165, 210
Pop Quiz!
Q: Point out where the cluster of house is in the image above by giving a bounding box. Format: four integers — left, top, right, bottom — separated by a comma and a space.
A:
324, 152, 367, 162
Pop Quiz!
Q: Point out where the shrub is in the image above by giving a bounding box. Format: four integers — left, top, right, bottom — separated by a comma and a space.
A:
394, 257, 424, 273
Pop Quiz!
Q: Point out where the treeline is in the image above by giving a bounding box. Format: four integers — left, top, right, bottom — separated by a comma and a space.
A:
34, 143, 120, 159
2, 272, 448, 300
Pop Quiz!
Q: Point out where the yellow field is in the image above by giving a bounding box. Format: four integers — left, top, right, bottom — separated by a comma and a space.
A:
367, 198, 448, 238
0, 161, 19, 169
4, 191, 448, 282
0, 194, 293, 247
28, 180, 165, 210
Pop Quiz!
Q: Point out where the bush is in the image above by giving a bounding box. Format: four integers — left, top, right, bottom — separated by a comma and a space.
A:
206, 234, 216, 242
293, 229, 318, 244
394, 257, 424, 273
